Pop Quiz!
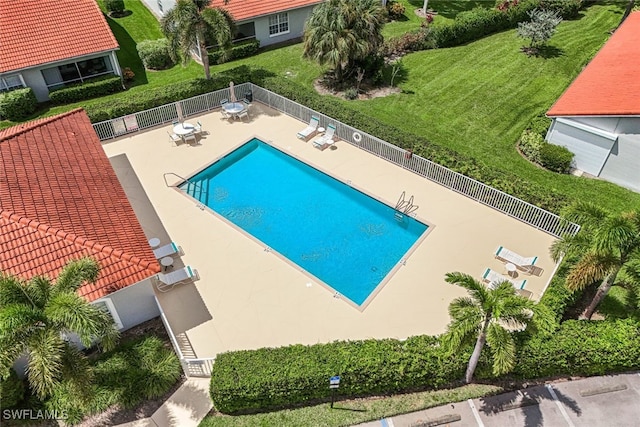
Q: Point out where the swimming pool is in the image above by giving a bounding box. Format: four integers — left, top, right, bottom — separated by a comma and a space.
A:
180, 138, 429, 306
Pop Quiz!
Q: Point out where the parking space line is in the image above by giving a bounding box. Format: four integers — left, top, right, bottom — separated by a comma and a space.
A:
468, 399, 485, 427
546, 384, 576, 427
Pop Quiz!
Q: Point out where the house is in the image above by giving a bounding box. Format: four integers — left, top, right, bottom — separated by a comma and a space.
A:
0, 0, 122, 102
545, 12, 640, 192
0, 109, 161, 331
145, 0, 322, 48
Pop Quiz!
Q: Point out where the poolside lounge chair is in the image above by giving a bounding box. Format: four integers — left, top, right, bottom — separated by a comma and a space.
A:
495, 246, 540, 275
482, 268, 527, 290
312, 124, 337, 150
297, 116, 320, 141
156, 265, 198, 292
152, 242, 183, 259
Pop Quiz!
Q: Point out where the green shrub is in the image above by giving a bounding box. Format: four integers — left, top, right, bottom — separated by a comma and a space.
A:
540, 0, 582, 18
210, 336, 467, 414
0, 368, 25, 409
105, 0, 125, 15
344, 88, 358, 100
208, 39, 260, 65
45, 335, 181, 425
528, 113, 551, 137
515, 319, 640, 378
539, 142, 574, 173
0, 88, 37, 120
518, 129, 545, 163
137, 39, 174, 70
387, 0, 406, 20
48, 76, 122, 104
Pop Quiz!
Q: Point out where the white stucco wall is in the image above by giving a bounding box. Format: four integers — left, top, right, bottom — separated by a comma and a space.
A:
252, 6, 316, 47
99, 278, 160, 331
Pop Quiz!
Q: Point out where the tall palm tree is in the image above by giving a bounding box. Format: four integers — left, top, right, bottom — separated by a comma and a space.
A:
550, 202, 640, 320
161, 0, 235, 80
442, 272, 553, 384
303, 0, 385, 83
0, 258, 119, 399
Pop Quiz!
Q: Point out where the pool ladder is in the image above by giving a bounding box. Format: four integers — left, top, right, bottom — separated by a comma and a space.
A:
163, 172, 208, 208
394, 191, 418, 221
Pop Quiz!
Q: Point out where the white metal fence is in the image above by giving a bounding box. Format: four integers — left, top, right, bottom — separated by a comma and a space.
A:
155, 296, 214, 377
92, 83, 578, 238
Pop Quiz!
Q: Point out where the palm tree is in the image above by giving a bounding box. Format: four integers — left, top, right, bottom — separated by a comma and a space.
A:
550, 202, 640, 320
0, 258, 119, 399
442, 272, 553, 384
303, 0, 385, 83
161, 0, 235, 80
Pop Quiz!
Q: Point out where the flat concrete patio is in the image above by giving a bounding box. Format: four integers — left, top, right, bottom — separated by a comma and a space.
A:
102, 102, 557, 359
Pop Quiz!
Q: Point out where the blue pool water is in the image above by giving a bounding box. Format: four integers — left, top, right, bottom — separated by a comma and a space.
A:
181, 138, 428, 305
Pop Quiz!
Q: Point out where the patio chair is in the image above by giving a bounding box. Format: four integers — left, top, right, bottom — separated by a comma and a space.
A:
297, 116, 320, 141
192, 120, 203, 136
152, 242, 183, 259
167, 131, 182, 146
220, 98, 229, 106
482, 268, 527, 290
312, 123, 337, 150
495, 246, 540, 275
156, 265, 198, 292
183, 133, 197, 145
236, 108, 249, 121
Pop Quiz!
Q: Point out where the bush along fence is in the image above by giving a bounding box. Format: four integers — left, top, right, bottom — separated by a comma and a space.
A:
91, 79, 578, 238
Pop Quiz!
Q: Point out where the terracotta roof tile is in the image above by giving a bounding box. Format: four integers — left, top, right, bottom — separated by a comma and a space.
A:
0, 110, 159, 302
0, 0, 119, 73
547, 12, 640, 117
210, 0, 322, 22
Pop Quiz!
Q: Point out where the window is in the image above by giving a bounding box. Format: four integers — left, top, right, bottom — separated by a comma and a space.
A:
268, 13, 289, 36
93, 298, 123, 330
0, 74, 24, 92
41, 56, 114, 89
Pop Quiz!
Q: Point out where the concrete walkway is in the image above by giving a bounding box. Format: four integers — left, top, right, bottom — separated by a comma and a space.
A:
355, 372, 640, 427
116, 378, 212, 427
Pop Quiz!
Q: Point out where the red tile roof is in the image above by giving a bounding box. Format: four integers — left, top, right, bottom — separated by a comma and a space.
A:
0, 0, 119, 73
547, 12, 640, 117
210, 0, 322, 22
0, 109, 160, 302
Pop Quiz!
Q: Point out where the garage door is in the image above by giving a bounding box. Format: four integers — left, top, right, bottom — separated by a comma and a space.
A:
547, 120, 615, 175
600, 135, 640, 193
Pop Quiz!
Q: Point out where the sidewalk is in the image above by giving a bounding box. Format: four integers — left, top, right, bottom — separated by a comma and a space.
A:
116, 377, 212, 427
355, 372, 640, 427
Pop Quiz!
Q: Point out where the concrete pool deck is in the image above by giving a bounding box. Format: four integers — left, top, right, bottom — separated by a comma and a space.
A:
102, 102, 558, 358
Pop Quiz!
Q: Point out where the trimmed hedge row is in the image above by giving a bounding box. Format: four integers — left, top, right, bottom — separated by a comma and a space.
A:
0, 88, 37, 120
49, 76, 123, 104
514, 318, 640, 378
208, 39, 260, 65
210, 336, 468, 414
85, 66, 256, 122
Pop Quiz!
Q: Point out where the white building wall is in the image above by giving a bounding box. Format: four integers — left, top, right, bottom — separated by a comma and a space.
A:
103, 278, 160, 331
572, 116, 640, 134
599, 135, 640, 193
252, 6, 316, 47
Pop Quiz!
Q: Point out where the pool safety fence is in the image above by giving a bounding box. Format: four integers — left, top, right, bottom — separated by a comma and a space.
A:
155, 296, 214, 377
93, 83, 579, 238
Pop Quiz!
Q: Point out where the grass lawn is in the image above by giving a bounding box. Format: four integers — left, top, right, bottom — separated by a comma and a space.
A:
599, 285, 640, 321
199, 384, 502, 427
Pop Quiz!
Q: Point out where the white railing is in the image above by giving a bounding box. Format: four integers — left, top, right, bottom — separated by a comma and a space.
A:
92, 83, 579, 238
155, 296, 214, 377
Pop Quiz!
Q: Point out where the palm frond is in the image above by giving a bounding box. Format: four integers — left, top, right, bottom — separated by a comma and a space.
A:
486, 322, 516, 376
59, 345, 94, 404
565, 252, 618, 291
26, 276, 52, 309
445, 272, 489, 305
52, 257, 99, 295
595, 214, 639, 257
26, 329, 66, 399
0, 274, 35, 307
563, 201, 609, 231
45, 292, 113, 347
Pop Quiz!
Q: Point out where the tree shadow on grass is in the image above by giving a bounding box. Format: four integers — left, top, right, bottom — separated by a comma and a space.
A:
426, 0, 493, 19
535, 45, 565, 59
104, 14, 148, 86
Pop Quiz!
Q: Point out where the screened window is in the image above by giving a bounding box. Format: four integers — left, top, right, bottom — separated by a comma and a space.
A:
93, 298, 123, 330
268, 13, 289, 36
0, 74, 24, 92
41, 56, 114, 89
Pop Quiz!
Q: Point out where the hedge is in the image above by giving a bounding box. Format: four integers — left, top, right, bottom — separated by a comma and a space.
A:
210, 336, 468, 414
0, 88, 37, 120
539, 142, 574, 173
49, 76, 122, 104
208, 39, 260, 65
137, 39, 174, 70
514, 319, 640, 378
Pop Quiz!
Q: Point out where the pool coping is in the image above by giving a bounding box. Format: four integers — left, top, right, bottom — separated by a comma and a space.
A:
171, 135, 436, 312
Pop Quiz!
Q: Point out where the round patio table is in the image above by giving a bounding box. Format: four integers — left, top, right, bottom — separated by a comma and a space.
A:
222, 102, 245, 117
505, 263, 517, 278
173, 122, 195, 135
148, 237, 161, 248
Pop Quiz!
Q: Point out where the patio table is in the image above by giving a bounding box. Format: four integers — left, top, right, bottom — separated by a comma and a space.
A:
222, 102, 245, 119
173, 122, 195, 135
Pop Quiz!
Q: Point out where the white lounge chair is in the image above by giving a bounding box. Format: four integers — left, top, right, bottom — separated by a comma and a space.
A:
156, 265, 198, 292
482, 268, 527, 290
152, 242, 182, 259
297, 116, 320, 141
495, 246, 539, 275
312, 124, 337, 150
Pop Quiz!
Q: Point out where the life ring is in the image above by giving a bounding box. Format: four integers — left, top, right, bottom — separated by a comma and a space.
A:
353, 132, 362, 143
